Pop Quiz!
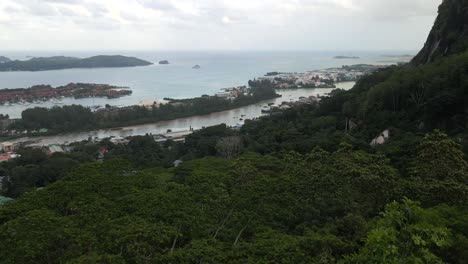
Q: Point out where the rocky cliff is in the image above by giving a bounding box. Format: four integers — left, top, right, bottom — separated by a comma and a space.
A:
412, 0, 468, 65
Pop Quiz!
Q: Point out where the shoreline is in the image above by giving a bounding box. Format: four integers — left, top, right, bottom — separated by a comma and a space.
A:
2, 82, 355, 147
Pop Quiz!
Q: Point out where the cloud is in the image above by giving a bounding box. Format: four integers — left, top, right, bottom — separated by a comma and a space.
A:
137, 0, 176, 11
0, 0, 443, 50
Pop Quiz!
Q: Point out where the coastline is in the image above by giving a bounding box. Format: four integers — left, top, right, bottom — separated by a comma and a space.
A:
3, 82, 355, 146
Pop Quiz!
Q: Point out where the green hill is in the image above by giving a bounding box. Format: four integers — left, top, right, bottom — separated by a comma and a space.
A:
0, 1, 467, 263
0, 55, 153, 71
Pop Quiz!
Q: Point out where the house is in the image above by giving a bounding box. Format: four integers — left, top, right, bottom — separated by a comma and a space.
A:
97, 146, 108, 160
48, 145, 64, 155
1, 142, 16, 153
0, 153, 19, 162
0, 154, 12, 163
110, 136, 129, 145
165, 130, 193, 142
99, 146, 109, 154
153, 134, 168, 144
279, 104, 291, 110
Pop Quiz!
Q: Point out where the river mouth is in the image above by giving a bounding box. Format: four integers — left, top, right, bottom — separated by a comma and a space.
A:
6, 82, 355, 147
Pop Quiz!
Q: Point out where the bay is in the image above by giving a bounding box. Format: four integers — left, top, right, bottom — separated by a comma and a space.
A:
8, 82, 355, 147
0, 50, 412, 118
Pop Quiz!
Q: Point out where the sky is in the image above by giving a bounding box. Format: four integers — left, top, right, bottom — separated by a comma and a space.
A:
0, 0, 443, 51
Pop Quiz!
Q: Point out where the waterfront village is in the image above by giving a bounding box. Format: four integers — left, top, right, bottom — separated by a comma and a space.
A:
258, 64, 386, 89
0, 64, 386, 163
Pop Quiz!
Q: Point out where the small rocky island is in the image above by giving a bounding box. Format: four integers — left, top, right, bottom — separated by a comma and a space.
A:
192, 64, 201, 69
159, 60, 170, 65
0, 55, 153, 72
0, 83, 132, 105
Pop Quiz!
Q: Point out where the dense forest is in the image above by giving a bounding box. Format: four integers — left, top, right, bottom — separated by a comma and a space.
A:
0, 0, 467, 263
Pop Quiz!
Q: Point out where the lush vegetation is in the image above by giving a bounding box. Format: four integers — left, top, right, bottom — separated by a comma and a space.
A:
0, 130, 467, 263
8, 85, 280, 133
0, 55, 152, 71
1, 1, 468, 262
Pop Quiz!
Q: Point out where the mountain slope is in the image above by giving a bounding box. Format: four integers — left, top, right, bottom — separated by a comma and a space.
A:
412, 0, 468, 65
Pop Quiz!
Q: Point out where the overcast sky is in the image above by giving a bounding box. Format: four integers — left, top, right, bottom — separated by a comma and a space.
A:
0, 0, 442, 51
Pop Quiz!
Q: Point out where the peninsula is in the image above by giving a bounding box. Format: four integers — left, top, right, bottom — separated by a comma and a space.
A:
0, 83, 132, 105
0, 55, 153, 72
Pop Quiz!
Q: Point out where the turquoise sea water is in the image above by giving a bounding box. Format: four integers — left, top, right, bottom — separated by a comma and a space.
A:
0, 50, 414, 118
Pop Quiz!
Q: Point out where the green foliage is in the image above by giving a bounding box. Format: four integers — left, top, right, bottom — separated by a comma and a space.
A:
1, 2, 468, 261
409, 130, 467, 183
344, 199, 452, 264
16, 104, 96, 132
1, 149, 86, 198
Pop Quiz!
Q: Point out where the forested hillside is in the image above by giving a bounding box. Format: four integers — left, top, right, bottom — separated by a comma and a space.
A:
0, 0, 467, 263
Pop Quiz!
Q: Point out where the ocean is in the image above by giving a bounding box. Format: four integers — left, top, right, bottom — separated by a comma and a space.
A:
0, 50, 414, 118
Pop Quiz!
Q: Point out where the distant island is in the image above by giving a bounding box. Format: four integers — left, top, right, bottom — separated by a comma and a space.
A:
0, 55, 153, 72
0, 56, 11, 64
159, 60, 170, 65
0, 83, 132, 105
333, 56, 360, 59
192, 64, 201, 69
381, 54, 414, 58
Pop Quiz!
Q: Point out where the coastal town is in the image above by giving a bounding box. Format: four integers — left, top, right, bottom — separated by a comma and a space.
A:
0, 83, 132, 105
0, 64, 386, 162
258, 64, 385, 89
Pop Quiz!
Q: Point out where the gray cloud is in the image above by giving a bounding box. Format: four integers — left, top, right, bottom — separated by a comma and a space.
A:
137, 0, 176, 11
0, 0, 443, 50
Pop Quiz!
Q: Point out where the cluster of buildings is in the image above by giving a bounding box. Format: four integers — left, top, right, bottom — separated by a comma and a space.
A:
0, 141, 75, 163
259, 64, 385, 88
262, 96, 320, 114
152, 130, 194, 143
261, 72, 335, 88
215, 86, 248, 100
